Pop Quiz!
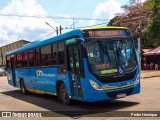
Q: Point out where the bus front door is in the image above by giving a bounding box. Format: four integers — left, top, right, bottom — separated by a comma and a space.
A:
67, 44, 83, 99
11, 57, 16, 86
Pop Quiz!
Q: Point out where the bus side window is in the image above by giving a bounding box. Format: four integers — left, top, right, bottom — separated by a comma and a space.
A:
28, 49, 34, 67
6, 56, 11, 69
22, 51, 28, 67
57, 42, 65, 65
35, 48, 40, 67
41, 45, 52, 66
16, 53, 23, 68
52, 43, 57, 65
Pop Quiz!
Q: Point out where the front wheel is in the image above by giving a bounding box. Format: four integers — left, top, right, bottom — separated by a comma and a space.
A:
59, 83, 71, 104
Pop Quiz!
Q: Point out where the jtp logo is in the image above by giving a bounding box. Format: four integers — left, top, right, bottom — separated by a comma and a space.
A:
2, 112, 12, 117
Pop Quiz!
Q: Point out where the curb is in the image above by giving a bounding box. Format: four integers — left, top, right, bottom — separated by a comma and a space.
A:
141, 75, 160, 79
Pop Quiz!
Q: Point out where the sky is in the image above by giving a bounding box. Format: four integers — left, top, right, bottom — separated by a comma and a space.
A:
0, 0, 145, 46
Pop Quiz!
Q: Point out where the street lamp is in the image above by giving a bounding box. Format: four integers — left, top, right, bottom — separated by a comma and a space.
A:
45, 22, 58, 35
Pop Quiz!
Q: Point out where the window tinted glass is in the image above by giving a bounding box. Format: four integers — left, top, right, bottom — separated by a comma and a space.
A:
58, 42, 65, 65
41, 45, 52, 66
23, 51, 28, 67
6, 56, 11, 69
28, 50, 34, 67
52, 43, 57, 65
35, 48, 40, 66
16, 53, 23, 68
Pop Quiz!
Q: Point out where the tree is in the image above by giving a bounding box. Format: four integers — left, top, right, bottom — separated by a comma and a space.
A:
146, 0, 160, 47
107, 16, 119, 26
107, 0, 160, 48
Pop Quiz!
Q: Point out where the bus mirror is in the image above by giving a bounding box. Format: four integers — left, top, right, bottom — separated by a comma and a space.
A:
77, 38, 85, 43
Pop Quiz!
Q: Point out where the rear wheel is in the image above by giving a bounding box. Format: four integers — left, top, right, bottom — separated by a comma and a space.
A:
59, 83, 71, 104
20, 80, 28, 94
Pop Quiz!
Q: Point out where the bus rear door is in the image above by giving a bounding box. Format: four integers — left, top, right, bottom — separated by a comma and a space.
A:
67, 44, 83, 99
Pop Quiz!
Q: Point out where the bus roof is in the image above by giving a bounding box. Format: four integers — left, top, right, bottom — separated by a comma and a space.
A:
81, 26, 128, 30
6, 29, 83, 56
6, 26, 128, 56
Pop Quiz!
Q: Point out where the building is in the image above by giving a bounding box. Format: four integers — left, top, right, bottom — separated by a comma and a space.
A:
0, 40, 30, 67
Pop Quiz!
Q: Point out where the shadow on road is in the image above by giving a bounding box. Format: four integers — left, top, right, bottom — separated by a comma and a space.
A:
1, 90, 139, 117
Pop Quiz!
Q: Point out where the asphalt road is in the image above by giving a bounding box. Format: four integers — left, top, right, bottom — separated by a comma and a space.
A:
0, 76, 160, 120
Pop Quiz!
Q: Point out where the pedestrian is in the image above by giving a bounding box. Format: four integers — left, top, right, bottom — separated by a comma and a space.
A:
155, 63, 158, 70
150, 62, 154, 70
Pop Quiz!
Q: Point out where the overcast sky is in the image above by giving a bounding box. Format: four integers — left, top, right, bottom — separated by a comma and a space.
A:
0, 0, 145, 46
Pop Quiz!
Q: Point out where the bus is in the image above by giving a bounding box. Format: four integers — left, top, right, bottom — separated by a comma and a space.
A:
6, 26, 140, 104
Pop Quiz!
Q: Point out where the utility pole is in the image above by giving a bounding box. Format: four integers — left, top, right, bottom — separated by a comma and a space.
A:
59, 25, 63, 34
137, 21, 142, 73
72, 18, 75, 29
56, 27, 59, 36
71, 18, 78, 29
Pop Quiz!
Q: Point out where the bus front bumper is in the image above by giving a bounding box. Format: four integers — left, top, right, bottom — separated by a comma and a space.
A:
83, 83, 140, 102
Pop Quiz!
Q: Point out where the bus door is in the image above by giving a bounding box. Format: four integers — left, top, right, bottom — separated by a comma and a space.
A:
67, 44, 83, 99
10, 55, 16, 86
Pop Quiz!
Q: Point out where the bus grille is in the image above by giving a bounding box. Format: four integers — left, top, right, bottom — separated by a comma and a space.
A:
106, 88, 133, 99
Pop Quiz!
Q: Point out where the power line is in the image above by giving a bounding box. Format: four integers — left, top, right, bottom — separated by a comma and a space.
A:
0, 12, 109, 21
38, 31, 56, 40
76, 22, 108, 28
38, 22, 109, 40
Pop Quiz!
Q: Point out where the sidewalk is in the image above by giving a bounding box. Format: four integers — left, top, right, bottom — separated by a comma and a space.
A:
141, 70, 160, 79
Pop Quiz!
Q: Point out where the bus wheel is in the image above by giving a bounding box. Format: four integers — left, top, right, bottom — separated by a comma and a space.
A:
20, 80, 28, 95
60, 83, 71, 104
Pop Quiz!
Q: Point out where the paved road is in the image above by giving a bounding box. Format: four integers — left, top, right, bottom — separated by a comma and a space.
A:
0, 76, 160, 120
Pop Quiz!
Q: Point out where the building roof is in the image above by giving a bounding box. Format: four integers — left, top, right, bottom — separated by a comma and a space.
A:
142, 48, 154, 53
0, 39, 30, 48
143, 46, 160, 56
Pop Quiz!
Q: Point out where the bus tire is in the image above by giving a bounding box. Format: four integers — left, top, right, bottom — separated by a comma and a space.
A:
20, 80, 28, 95
60, 83, 71, 104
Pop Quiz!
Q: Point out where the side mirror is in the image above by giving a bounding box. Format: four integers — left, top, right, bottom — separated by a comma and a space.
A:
77, 38, 85, 43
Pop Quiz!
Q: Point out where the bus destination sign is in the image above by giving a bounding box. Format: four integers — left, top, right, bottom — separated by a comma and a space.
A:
82, 29, 129, 38
88, 30, 122, 37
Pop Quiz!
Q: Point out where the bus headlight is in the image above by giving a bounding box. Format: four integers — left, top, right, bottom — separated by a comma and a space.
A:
89, 80, 102, 90
134, 75, 140, 84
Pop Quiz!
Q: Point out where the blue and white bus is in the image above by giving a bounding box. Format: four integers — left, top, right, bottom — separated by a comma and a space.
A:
6, 26, 140, 104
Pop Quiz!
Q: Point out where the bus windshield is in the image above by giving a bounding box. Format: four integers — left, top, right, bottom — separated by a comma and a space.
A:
85, 38, 137, 76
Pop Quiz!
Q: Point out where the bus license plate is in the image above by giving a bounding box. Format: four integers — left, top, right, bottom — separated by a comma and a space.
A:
117, 93, 126, 98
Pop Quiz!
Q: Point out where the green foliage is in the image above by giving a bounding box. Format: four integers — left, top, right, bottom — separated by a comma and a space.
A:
144, 0, 160, 47
142, 0, 152, 12
107, 0, 160, 48
107, 16, 119, 26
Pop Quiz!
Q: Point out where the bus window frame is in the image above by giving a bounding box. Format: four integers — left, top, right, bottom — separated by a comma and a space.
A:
57, 41, 65, 65
40, 44, 52, 67
28, 49, 35, 68
16, 52, 23, 68
52, 42, 57, 65
6, 55, 11, 70
35, 47, 41, 67
22, 50, 28, 68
